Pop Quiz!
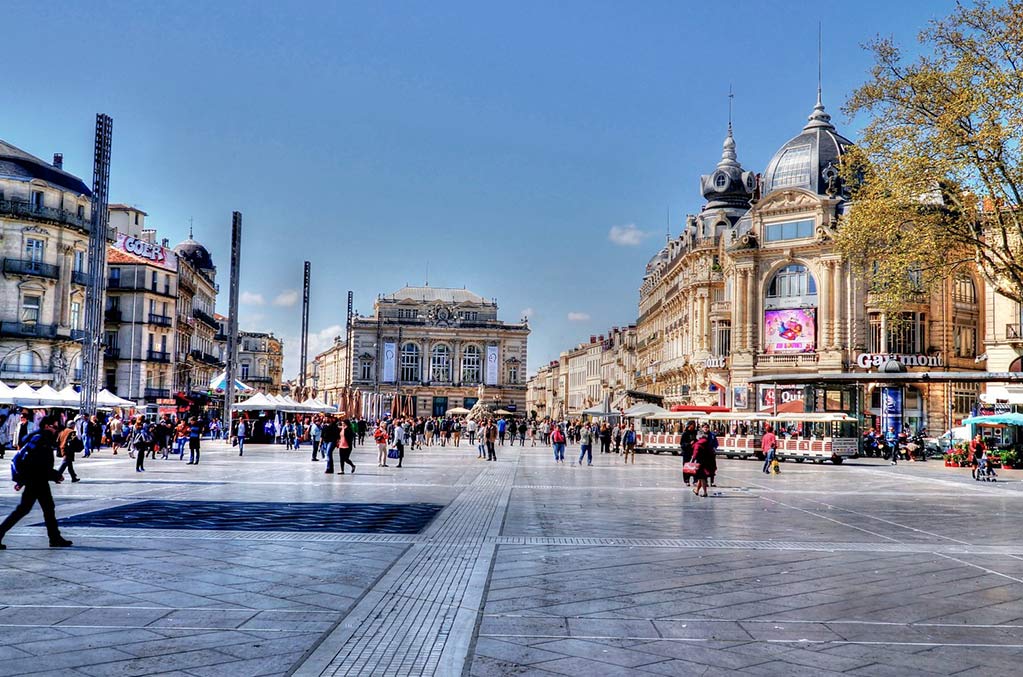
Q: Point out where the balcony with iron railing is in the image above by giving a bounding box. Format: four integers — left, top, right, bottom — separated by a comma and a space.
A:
144, 387, 171, 399
104, 347, 121, 360
147, 350, 171, 363
3, 258, 59, 280
189, 349, 222, 366
0, 199, 91, 231
1007, 324, 1023, 344
70, 270, 91, 286
192, 308, 218, 329
106, 278, 175, 297
0, 322, 57, 339
0, 362, 54, 380
148, 313, 172, 327
104, 308, 122, 323
247, 374, 273, 383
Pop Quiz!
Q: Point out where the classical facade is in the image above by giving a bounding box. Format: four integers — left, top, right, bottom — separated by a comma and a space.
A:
104, 207, 178, 403
635, 92, 986, 433
175, 235, 222, 395
0, 141, 94, 388
322, 287, 529, 417
238, 331, 284, 395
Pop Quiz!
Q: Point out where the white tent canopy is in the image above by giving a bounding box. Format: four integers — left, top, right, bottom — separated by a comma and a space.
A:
209, 372, 253, 393
10, 382, 43, 406
0, 382, 15, 405
235, 392, 277, 411
55, 386, 83, 408
624, 403, 668, 418
97, 389, 137, 409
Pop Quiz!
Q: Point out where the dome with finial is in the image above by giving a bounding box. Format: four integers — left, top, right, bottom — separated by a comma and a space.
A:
699, 123, 756, 209
174, 226, 215, 273
762, 91, 852, 197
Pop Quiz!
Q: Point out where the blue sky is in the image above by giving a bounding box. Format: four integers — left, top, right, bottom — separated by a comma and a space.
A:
1, 0, 955, 377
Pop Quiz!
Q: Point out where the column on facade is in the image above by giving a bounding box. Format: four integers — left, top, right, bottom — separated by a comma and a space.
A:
421, 338, 430, 383
832, 260, 845, 350
819, 260, 832, 350
700, 293, 710, 352
746, 267, 756, 353
733, 269, 746, 351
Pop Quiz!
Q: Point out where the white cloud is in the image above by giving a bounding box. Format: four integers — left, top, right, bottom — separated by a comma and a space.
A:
521, 307, 535, 319
281, 324, 345, 379
567, 312, 590, 322
240, 291, 265, 305
608, 223, 649, 246
273, 290, 300, 307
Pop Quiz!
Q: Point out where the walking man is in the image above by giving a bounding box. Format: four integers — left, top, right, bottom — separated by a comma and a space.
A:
622, 424, 636, 464
486, 419, 498, 461
762, 424, 778, 474
322, 417, 339, 474
310, 418, 322, 462
187, 418, 202, 465
578, 424, 593, 466
56, 422, 82, 483
236, 418, 247, 457
552, 424, 566, 463
393, 421, 406, 468
0, 414, 73, 549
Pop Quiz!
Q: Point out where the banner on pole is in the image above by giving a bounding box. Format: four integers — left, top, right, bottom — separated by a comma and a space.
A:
485, 345, 499, 385
382, 342, 396, 383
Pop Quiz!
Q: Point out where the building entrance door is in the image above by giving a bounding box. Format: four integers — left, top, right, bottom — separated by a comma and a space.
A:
432, 396, 448, 417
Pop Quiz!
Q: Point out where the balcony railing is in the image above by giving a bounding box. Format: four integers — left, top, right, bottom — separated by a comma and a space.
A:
710, 300, 732, 315
104, 347, 121, 359
755, 353, 820, 368
189, 349, 222, 366
148, 313, 172, 327
0, 363, 53, 380
3, 258, 59, 280
0, 322, 57, 339
144, 387, 170, 399
1007, 324, 1023, 344
106, 278, 175, 297
147, 350, 171, 363
192, 308, 218, 329
68, 329, 87, 341
105, 309, 122, 323
247, 374, 273, 383
70, 270, 90, 286
0, 199, 90, 231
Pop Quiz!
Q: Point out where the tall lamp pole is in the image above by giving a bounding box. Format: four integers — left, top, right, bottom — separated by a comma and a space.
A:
224, 212, 242, 437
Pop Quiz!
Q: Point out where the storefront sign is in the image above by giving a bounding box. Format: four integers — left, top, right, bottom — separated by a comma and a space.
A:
763, 308, 816, 354
485, 345, 499, 385
113, 234, 177, 271
855, 352, 943, 369
382, 342, 396, 382
704, 355, 727, 369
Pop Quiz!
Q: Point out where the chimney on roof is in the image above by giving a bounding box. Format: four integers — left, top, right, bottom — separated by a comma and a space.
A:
590, 335, 596, 343
52, 153, 63, 169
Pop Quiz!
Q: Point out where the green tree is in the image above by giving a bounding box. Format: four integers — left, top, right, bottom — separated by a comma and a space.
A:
836, 0, 1023, 316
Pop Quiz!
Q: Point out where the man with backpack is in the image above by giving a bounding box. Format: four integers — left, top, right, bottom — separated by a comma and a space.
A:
0, 414, 73, 549
56, 422, 82, 483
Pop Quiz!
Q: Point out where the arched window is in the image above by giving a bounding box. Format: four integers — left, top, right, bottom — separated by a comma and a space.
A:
767, 264, 817, 299
431, 344, 451, 382
461, 345, 481, 384
953, 275, 977, 304
400, 343, 420, 382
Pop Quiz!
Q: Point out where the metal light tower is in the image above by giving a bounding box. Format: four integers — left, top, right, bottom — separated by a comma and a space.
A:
81, 114, 113, 414
224, 212, 242, 434
345, 290, 353, 387
299, 261, 310, 392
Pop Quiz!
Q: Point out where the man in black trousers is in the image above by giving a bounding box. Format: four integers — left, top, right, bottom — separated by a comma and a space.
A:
0, 414, 72, 549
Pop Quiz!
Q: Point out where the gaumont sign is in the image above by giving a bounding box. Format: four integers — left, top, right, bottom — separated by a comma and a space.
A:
704, 355, 727, 369
113, 234, 177, 271
855, 352, 944, 369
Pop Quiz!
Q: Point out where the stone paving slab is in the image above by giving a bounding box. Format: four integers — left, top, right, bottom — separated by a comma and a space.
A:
0, 442, 1023, 674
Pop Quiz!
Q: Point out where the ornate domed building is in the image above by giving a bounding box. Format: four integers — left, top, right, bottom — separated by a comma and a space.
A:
173, 231, 222, 401
634, 89, 986, 434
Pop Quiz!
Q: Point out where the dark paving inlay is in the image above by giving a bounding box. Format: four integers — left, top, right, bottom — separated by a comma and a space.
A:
45, 500, 444, 534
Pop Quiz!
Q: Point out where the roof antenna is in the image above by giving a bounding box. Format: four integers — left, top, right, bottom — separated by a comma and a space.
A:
727, 84, 734, 135
425, 260, 429, 287
666, 206, 671, 244
188, 217, 194, 240
817, 20, 823, 106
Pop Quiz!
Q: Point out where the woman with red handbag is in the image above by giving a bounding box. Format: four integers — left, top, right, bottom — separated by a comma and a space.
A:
691, 432, 713, 497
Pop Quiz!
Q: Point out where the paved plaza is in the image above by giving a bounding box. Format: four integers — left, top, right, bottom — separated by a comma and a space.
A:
1, 441, 1023, 675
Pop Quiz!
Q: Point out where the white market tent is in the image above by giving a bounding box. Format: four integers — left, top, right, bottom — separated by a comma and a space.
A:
303, 398, 336, 413
235, 392, 277, 411
54, 386, 83, 408
0, 382, 15, 405
624, 403, 668, 418
96, 389, 138, 409
10, 382, 44, 406
208, 372, 253, 393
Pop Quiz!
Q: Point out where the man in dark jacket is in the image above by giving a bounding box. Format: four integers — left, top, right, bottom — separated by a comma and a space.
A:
0, 415, 72, 549
322, 417, 340, 474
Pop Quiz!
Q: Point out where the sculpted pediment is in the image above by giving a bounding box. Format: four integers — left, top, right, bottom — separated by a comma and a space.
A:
757, 189, 819, 212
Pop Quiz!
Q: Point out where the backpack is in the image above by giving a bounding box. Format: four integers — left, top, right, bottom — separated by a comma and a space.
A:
10, 446, 29, 485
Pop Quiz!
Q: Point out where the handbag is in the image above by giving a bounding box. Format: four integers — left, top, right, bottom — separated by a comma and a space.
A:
387, 448, 400, 459
682, 461, 699, 476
